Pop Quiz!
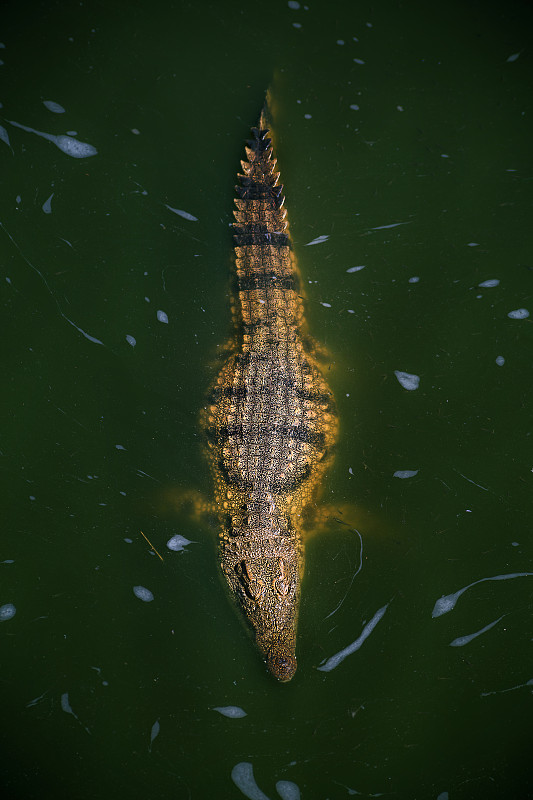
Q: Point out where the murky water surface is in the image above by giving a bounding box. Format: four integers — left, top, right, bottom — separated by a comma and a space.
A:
1, 1, 532, 798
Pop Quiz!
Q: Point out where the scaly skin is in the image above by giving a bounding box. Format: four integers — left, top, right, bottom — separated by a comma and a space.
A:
202, 102, 337, 681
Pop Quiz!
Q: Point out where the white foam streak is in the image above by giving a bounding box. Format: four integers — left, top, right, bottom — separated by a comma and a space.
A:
394, 370, 420, 390
165, 204, 198, 222
317, 603, 389, 672
231, 762, 271, 800
432, 572, 533, 617
449, 615, 504, 647
8, 119, 97, 158
213, 705, 247, 718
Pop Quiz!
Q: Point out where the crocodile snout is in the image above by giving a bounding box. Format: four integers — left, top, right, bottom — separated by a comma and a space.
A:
266, 643, 297, 682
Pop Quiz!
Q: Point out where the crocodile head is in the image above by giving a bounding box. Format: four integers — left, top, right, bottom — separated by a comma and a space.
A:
224, 539, 301, 682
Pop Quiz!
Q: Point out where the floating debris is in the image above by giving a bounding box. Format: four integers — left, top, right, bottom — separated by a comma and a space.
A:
26, 691, 49, 708
133, 585, 154, 602
481, 677, 533, 698
43, 100, 66, 114
317, 603, 389, 672
149, 719, 160, 751
139, 530, 164, 562
507, 308, 529, 319
8, 119, 97, 158
165, 204, 198, 222
231, 762, 270, 800
42, 193, 54, 214
304, 234, 329, 246
276, 781, 301, 800
61, 692, 90, 734
166, 535, 195, 552
394, 370, 420, 391
0, 603, 16, 621
370, 221, 410, 230
432, 572, 533, 618
0, 124, 12, 149
449, 615, 504, 647
213, 705, 247, 719
393, 469, 419, 479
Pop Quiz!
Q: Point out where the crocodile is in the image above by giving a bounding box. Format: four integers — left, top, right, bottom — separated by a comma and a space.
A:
202, 98, 337, 682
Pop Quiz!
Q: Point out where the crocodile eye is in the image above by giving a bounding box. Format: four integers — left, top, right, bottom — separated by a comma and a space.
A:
272, 558, 290, 597
236, 560, 265, 602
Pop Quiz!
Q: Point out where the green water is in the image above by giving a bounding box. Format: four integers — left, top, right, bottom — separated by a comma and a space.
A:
1, 1, 532, 798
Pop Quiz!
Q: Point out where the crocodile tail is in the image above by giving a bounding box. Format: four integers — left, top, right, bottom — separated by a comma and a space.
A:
232, 104, 288, 245
259, 87, 273, 133
232, 94, 304, 330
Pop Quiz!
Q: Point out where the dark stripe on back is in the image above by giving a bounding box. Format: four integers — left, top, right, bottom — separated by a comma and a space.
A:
235, 185, 284, 204
235, 351, 269, 367
241, 319, 269, 334
208, 384, 249, 404
217, 457, 252, 491
210, 422, 325, 451
233, 230, 289, 248
237, 273, 294, 292
295, 389, 334, 412
286, 425, 326, 449
272, 463, 312, 493
238, 174, 278, 189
